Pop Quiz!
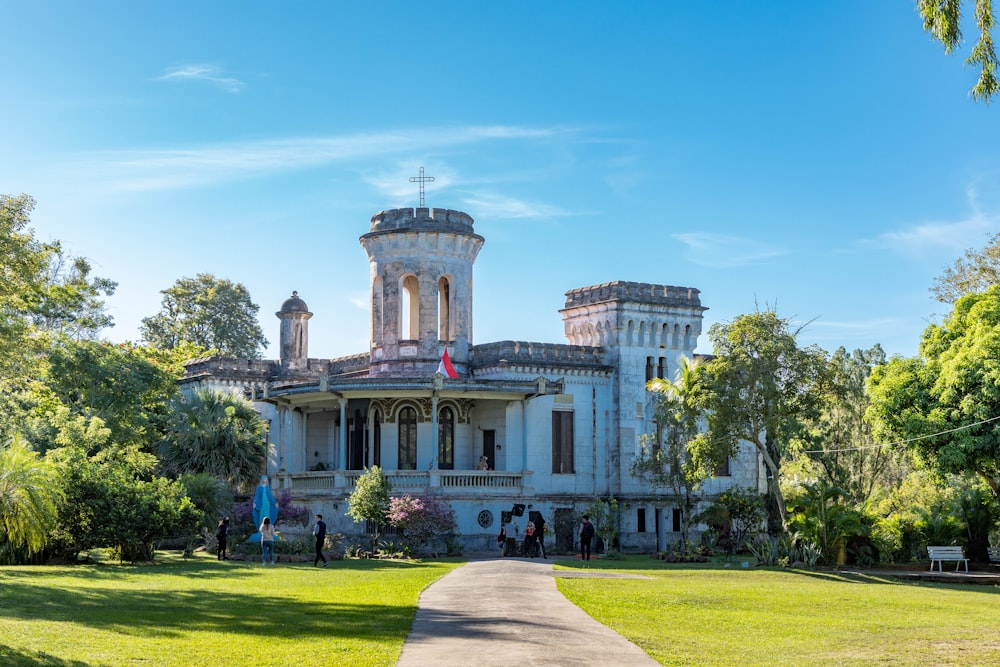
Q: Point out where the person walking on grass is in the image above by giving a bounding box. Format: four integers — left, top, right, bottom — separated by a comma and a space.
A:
260, 516, 276, 565
580, 514, 595, 561
215, 517, 229, 561
313, 514, 328, 567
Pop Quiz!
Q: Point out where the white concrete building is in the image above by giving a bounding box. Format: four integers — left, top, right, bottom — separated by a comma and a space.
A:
181, 205, 764, 553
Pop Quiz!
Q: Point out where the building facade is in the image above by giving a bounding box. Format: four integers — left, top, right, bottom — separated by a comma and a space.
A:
181, 205, 765, 553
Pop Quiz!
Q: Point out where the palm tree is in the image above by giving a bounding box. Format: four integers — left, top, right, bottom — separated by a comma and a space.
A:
0, 437, 64, 561
641, 356, 705, 548
158, 389, 268, 493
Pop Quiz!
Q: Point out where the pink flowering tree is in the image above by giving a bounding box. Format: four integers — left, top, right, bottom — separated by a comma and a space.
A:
387, 495, 457, 555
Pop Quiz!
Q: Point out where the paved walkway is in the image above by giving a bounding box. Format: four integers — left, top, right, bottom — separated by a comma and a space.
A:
396, 557, 660, 667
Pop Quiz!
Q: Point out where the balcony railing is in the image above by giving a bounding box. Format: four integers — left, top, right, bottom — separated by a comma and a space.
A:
277, 469, 524, 493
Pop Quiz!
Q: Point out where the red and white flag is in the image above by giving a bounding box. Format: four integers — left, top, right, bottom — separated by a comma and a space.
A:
437, 347, 459, 379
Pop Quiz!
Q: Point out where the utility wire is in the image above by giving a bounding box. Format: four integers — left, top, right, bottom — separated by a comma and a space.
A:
802, 413, 1000, 454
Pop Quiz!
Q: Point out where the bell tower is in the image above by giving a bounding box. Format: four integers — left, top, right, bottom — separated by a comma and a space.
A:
360, 207, 484, 378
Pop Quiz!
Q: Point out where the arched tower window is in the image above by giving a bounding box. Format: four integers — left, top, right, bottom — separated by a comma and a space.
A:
401, 275, 419, 340
398, 406, 417, 470
684, 324, 692, 349
438, 407, 454, 470
372, 276, 383, 345
438, 276, 452, 341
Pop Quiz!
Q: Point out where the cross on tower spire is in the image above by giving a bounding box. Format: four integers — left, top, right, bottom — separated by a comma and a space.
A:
409, 166, 435, 207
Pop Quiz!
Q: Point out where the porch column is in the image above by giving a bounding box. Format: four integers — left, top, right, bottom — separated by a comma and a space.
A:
521, 399, 529, 471
338, 398, 347, 470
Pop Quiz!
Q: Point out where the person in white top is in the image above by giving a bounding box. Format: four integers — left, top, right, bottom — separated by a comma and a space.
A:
504, 517, 519, 556
260, 516, 276, 565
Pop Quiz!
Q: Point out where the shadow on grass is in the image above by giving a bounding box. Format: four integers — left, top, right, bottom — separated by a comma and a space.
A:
0, 556, 453, 640
0, 645, 90, 667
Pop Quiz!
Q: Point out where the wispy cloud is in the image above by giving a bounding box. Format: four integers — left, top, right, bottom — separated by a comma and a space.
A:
158, 64, 245, 93
72, 125, 573, 194
462, 194, 570, 219
857, 174, 1000, 256
857, 217, 995, 256
672, 232, 790, 268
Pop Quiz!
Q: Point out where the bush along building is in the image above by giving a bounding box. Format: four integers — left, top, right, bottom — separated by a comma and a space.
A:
181, 205, 765, 554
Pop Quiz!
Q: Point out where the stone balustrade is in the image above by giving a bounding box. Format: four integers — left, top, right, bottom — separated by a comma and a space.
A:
276, 470, 524, 493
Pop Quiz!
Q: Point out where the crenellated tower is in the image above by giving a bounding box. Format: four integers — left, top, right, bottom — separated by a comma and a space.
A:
359, 207, 484, 377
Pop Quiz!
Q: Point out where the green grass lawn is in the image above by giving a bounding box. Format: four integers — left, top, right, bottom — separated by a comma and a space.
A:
0, 551, 463, 667
554, 557, 1000, 667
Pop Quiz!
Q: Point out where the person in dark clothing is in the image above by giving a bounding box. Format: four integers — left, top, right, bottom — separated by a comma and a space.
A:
530, 511, 548, 559
313, 514, 328, 567
215, 517, 229, 561
580, 514, 595, 561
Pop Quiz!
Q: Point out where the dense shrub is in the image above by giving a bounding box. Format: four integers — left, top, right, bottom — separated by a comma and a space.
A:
387, 495, 456, 556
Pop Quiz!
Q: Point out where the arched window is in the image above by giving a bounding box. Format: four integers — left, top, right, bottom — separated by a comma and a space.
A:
438, 407, 454, 470
372, 276, 383, 345
438, 276, 452, 341
372, 409, 381, 468
401, 275, 419, 340
398, 406, 417, 470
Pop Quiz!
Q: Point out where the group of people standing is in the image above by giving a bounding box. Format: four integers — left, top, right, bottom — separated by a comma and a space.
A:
497, 512, 597, 561
498, 512, 548, 558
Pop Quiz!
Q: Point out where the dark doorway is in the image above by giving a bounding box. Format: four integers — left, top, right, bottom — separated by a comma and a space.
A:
348, 409, 365, 470
482, 429, 496, 469
554, 507, 576, 553
655, 508, 662, 550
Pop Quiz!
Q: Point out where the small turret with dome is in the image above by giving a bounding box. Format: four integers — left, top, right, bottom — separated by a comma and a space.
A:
276, 290, 312, 370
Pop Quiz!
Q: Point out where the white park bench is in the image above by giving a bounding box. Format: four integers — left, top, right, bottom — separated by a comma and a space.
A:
989, 547, 1000, 567
927, 546, 969, 572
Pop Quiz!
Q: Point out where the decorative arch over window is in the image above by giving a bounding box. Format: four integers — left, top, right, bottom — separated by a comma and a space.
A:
398, 406, 417, 470
438, 276, 453, 341
401, 274, 419, 340
438, 406, 454, 470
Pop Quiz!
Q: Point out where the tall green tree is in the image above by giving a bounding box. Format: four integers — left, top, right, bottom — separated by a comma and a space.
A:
799, 345, 906, 506
140, 274, 268, 359
158, 388, 268, 493
0, 194, 50, 376
697, 310, 830, 533
38, 338, 179, 452
867, 285, 1000, 501
918, 0, 998, 102
347, 466, 391, 552
32, 249, 117, 339
0, 436, 64, 562
633, 357, 712, 547
931, 231, 1000, 303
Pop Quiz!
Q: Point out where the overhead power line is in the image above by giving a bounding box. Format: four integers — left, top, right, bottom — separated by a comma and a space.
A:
802, 414, 1000, 454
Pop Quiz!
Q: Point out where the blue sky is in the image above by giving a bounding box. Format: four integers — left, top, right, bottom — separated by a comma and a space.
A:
2, 2, 998, 360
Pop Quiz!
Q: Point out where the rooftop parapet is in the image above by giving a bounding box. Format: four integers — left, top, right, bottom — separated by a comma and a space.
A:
367, 207, 475, 234
472, 340, 609, 369
563, 280, 704, 309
